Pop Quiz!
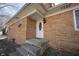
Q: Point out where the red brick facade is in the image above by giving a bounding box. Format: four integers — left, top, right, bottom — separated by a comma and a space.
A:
26, 17, 36, 39
44, 11, 79, 52
7, 4, 79, 53
8, 16, 37, 44
8, 17, 27, 44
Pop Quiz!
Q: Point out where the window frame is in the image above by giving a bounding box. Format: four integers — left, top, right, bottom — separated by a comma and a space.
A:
73, 8, 79, 31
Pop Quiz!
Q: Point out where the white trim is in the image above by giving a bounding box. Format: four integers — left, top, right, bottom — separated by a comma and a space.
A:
26, 9, 37, 16
73, 9, 77, 31
8, 9, 44, 26
36, 11, 44, 18
6, 4, 29, 24
8, 9, 37, 26
73, 8, 79, 31
20, 9, 37, 20
45, 5, 79, 17
22, 9, 44, 18
36, 19, 44, 38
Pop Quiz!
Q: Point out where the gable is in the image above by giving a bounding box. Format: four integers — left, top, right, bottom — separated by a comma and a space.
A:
7, 3, 47, 26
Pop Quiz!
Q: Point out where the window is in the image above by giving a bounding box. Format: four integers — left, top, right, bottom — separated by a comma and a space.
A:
73, 9, 79, 31
39, 22, 42, 31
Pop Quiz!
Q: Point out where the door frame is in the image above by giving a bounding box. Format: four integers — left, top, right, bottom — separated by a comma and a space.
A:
36, 19, 44, 38
27, 9, 44, 38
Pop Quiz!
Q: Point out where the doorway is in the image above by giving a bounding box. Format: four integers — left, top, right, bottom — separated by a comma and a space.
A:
36, 20, 44, 38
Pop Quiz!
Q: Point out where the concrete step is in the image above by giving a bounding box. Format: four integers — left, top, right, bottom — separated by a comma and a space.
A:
16, 47, 29, 56
10, 39, 48, 56
22, 44, 41, 55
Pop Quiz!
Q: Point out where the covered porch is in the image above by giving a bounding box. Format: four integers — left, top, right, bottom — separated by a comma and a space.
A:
26, 10, 44, 39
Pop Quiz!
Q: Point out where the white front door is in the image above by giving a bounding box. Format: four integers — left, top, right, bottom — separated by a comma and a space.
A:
36, 20, 44, 38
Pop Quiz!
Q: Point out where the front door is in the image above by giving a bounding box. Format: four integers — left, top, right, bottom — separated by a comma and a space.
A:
36, 20, 44, 38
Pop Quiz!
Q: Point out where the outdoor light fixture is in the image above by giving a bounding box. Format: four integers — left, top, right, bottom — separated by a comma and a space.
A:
16, 21, 22, 28
43, 18, 46, 24
18, 24, 22, 27
15, 17, 22, 28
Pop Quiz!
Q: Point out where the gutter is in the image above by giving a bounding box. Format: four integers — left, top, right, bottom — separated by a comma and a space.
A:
40, 3, 65, 17
45, 3, 78, 17
5, 3, 30, 25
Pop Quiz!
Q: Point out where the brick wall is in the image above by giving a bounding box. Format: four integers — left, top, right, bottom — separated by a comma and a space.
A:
8, 17, 27, 44
44, 11, 79, 52
8, 16, 36, 44
26, 17, 36, 39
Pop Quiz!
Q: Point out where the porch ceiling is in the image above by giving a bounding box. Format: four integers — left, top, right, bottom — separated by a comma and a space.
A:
29, 12, 43, 21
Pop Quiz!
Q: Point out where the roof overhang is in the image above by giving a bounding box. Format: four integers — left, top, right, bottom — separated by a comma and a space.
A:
27, 9, 44, 20
45, 3, 79, 17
